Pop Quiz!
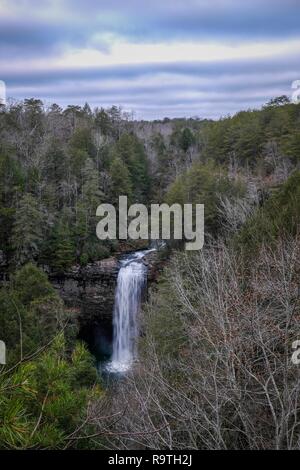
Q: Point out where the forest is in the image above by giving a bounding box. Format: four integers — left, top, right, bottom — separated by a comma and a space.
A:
0, 95, 300, 449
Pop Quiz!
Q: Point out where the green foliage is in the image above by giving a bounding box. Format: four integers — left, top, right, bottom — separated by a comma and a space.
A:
46, 219, 76, 272
81, 158, 102, 208
1, 98, 298, 270
44, 141, 67, 191
23, 98, 44, 131
0, 335, 100, 449
0, 261, 100, 449
11, 193, 44, 267
0, 96, 300, 450
179, 127, 195, 152
95, 108, 112, 136
282, 131, 300, 163
166, 161, 245, 234
199, 101, 300, 166
235, 170, 300, 254
69, 128, 95, 177
111, 133, 150, 203
0, 263, 67, 366
141, 276, 186, 361
0, 205, 15, 260
109, 156, 133, 203
150, 133, 175, 200
0, 153, 24, 203
13, 263, 55, 304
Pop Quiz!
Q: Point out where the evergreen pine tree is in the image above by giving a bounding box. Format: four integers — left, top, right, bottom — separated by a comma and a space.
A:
110, 156, 133, 203
48, 219, 76, 272
12, 193, 44, 266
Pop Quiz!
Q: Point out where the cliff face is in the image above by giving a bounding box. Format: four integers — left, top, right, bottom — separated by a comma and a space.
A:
50, 251, 164, 359
50, 257, 119, 328
50, 251, 162, 319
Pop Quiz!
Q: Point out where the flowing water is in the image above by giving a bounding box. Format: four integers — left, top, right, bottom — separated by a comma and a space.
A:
105, 249, 153, 374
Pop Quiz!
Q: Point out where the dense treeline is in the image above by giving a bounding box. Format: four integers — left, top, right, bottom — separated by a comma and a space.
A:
97, 99, 300, 450
1, 96, 299, 271
0, 101, 151, 271
151, 96, 300, 187
0, 96, 300, 449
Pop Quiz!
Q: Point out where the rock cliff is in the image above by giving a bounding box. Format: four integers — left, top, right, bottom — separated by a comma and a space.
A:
50, 257, 119, 328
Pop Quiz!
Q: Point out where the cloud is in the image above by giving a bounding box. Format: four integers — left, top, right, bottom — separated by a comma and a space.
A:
3, 52, 300, 85
1, 0, 300, 118
1, 0, 300, 59
4, 53, 300, 119
64, 0, 300, 42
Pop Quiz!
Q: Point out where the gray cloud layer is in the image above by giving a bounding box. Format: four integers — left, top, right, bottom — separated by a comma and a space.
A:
1, 0, 300, 118
3, 0, 300, 54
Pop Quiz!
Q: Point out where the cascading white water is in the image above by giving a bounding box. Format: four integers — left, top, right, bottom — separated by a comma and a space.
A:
106, 250, 151, 373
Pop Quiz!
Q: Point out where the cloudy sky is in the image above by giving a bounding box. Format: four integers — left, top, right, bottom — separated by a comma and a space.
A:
1, 0, 300, 119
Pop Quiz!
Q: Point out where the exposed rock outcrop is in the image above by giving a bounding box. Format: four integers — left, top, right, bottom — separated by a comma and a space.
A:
50, 257, 119, 329
143, 250, 167, 282
51, 250, 164, 359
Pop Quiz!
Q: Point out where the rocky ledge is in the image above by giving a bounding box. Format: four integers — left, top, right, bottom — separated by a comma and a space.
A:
53, 250, 165, 359
50, 250, 163, 327
143, 250, 167, 282
49, 257, 120, 328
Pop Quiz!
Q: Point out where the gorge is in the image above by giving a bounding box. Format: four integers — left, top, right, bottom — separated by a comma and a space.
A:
50, 248, 160, 371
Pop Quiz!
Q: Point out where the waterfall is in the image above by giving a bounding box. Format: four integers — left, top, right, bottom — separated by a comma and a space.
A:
106, 250, 151, 373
